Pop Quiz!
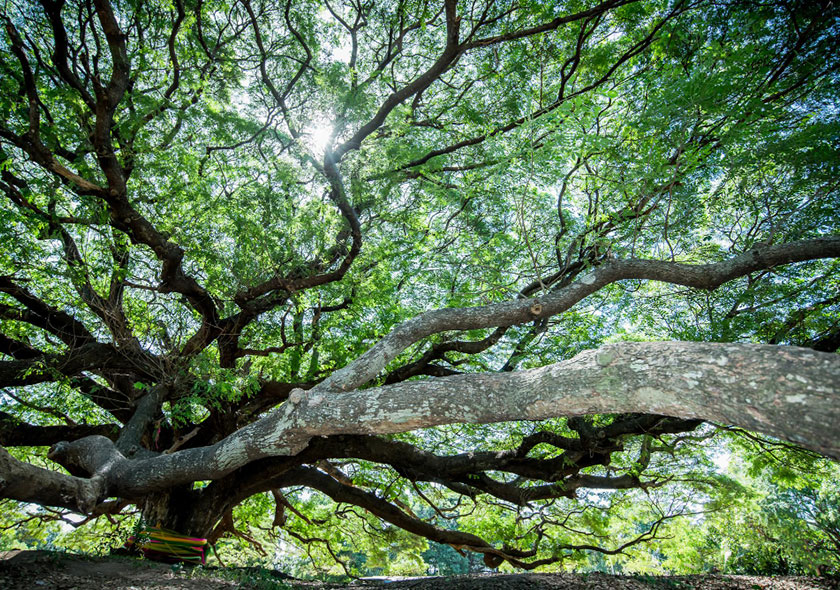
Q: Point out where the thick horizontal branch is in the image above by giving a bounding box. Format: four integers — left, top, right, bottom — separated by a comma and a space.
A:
310, 416, 698, 494
463, 0, 637, 50
0, 278, 95, 348
0, 342, 153, 387
0, 334, 43, 359
0, 412, 118, 447
190, 413, 696, 517
253, 342, 837, 458
36, 341, 840, 506
0, 446, 105, 512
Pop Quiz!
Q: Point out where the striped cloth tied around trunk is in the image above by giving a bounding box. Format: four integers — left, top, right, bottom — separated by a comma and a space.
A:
125, 526, 212, 565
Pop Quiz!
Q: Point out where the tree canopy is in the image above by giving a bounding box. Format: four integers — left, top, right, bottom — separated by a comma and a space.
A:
1, 0, 839, 574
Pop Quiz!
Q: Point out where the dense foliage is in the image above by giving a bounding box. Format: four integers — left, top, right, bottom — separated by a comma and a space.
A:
1, 0, 838, 576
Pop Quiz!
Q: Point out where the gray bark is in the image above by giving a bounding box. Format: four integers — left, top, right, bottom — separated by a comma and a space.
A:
3, 341, 835, 510
0, 446, 105, 512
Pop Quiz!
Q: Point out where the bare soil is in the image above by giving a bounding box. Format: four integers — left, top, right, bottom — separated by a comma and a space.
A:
1, 550, 837, 590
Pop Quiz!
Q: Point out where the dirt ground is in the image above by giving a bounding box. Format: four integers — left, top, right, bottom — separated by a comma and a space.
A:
1, 550, 837, 590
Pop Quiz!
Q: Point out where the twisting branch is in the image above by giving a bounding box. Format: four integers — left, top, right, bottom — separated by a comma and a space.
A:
0, 277, 95, 348
388, 0, 685, 176
332, 0, 463, 159
320, 237, 840, 392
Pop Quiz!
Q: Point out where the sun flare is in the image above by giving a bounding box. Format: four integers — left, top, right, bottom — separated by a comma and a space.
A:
303, 120, 335, 156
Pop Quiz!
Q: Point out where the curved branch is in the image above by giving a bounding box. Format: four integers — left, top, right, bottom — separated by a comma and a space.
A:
321, 236, 840, 392
387, 0, 679, 176
281, 466, 508, 562
278, 465, 680, 569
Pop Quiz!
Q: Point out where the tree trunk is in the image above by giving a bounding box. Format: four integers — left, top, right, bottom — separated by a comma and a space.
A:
139, 486, 223, 539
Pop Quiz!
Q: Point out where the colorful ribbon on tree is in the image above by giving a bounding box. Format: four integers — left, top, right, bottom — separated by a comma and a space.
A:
125, 526, 212, 565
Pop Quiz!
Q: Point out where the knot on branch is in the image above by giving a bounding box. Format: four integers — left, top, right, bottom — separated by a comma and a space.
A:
288, 388, 305, 405
48, 435, 124, 478
75, 473, 107, 514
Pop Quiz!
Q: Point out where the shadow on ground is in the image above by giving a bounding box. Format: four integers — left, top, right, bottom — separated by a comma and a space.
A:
1, 550, 837, 590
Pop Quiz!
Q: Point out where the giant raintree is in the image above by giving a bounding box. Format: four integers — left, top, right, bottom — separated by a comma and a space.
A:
1, 0, 838, 570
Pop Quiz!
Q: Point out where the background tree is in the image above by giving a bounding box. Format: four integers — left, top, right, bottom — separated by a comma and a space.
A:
650, 436, 840, 576
1, 0, 838, 572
